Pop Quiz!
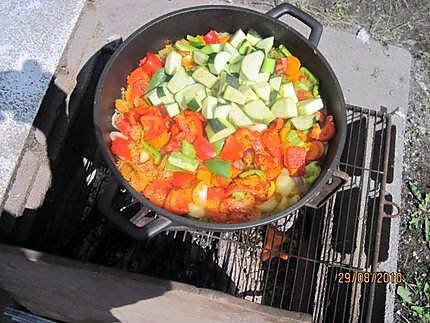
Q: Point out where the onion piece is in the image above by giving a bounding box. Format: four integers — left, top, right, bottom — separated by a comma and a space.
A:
257, 194, 281, 213
275, 195, 288, 212
188, 203, 206, 218
275, 169, 297, 196
247, 123, 268, 133
139, 150, 150, 163
110, 131, 128, 141
192, 182, 208, 206
111, 111, 122, 130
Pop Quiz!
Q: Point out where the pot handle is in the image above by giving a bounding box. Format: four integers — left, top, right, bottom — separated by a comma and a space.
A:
98, 177, 172, 240
266, 3, 323, 47
305, 170, 349, 208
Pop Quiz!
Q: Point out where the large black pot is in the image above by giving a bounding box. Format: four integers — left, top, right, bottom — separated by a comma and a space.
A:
94, 3, 347, 239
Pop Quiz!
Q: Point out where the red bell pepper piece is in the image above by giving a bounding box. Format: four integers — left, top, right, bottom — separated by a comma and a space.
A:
207, 187, 228, 200
171, 172, 196, 188
309, 115, 336, 141
111, 137, 131, 160
174, 111, 204, 142
127, 67, 150, 101
262, 129, 282, 163
115, 117, 132, 137
220, 136, 244, 161
283, 146, 306, 176
194, 135, 216, 161
139, 52, 163, 77
203, 30, 219, 44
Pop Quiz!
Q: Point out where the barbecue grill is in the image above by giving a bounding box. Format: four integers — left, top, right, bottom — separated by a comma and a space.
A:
0, 38, 400, 322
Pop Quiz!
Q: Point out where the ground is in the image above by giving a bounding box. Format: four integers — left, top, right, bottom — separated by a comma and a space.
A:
283, 0, 430, 321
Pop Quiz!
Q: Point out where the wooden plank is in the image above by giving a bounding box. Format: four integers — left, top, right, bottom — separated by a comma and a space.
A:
0, 244, 312, 323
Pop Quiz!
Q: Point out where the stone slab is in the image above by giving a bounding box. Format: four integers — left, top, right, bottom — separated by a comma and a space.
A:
0, 0, 85, 208
0, 244, 312, 323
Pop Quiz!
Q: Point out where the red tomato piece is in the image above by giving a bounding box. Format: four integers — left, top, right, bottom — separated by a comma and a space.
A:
164, 188, 193, 214
111, 137, 131, 160
174, 111, 204, 142
141, 115, 168, 141
203, 30, 219, 44
306, 141, 325, 161
171, 172, 196, 188
194, 135, 216, 161
139, 52, 163, 76
262, 129, 282, 163
220, 136, 244, 161
309, 115, 336, 141
207, 187, 228, 200
283, 146, 306, 176
115, 117, 132, 137
143, 180, 172, 207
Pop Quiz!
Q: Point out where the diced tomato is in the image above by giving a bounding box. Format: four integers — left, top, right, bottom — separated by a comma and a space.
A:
148, 130, 170, 149
306, 141, 325, 161
115, 117, 132, 137
262, 129, 282, 163
194, 135, 216, 161
141, 115, 168, 141
309, 115, 336, 141
139, 52, 163, 77
220, 136, 244, 161
212, 175, 232, 188
276, 57, 288, 74
173, 111, 204, 142
314, 111, 326, 123
203, 30, 219, 44
283, 146, 306, 176
171, 172, 196, 188
269, 118, 284, 131
207, 187, 228, 200
164, 188, 193, 214
143, 180, 172, 207
296, 89, 312, 101
127, 67, 151, 102
111, 137, 131, 160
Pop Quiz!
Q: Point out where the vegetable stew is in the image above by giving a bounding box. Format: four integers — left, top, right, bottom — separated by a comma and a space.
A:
110, 29, 336, 223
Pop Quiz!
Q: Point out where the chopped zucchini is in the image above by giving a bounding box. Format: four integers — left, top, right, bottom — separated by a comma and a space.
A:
165, 102, 181, 117
256, 36, 274, 53
229, 29, 247, 48
243, 100, 274, 124
223, 85, 246, 105
238, 40, 253, 55
300, 67, 319, 85
256, 72, 270, 83
165, 50, 182, 75
269, 77, 282, 91
290, 115, 314, 130
261, 57, 276, 74
183, 83, 207, 110
205, 118, 236, 143
297, 98, 324, 115
241, 50, 265, 81
228, 104, 253, 127
214, 105, 232, 119
167, 68, 190, 93
193, 50, 209, 65
279, 82, 298, 103
271, 97, 298, 119
251, 82, 271, 101
246, 29, 262, 46
239, 85, 259, 103
145, 88, 162, 105
202, 96, 217, 119
192, 67, 217, 88
201, 44, 222, 55
212, 51, 231, 75
223, 42, 241, 63
229, 60, 242, 74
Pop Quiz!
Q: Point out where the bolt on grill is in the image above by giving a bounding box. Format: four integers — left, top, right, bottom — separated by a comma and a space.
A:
0, 43, 397, 322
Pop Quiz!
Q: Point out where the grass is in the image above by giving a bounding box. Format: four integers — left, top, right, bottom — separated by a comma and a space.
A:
397, 183, 430, 322
407, 182, 430, 249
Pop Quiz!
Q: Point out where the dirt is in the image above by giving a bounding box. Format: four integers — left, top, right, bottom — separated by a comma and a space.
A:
282, 0, 430, 321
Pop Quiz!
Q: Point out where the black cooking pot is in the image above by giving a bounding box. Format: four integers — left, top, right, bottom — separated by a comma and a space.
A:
94, 3, 347, 239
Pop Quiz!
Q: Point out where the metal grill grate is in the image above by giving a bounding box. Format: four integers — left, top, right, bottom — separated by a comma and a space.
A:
0, 44, 395, 322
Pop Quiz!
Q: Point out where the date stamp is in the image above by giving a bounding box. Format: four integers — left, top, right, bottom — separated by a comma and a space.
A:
338, 272, 404, 284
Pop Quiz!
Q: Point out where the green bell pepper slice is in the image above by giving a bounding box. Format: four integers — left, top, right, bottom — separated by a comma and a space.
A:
205, 159, 231, 178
